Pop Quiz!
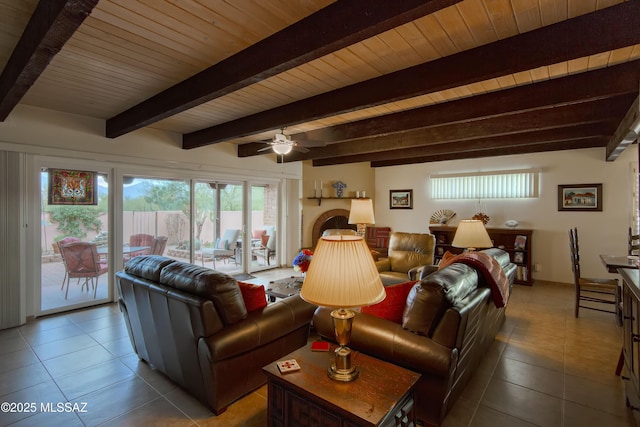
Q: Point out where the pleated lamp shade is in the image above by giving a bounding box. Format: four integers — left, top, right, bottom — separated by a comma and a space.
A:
300, 235, 385, 308
451, 219, 493, 249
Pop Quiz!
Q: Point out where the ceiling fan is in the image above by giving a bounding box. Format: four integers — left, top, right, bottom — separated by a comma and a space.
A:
258, 129, 326, 155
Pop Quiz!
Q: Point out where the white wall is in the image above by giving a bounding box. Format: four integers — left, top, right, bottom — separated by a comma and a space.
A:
0, 105, 302, 180
374, 146, 638, 284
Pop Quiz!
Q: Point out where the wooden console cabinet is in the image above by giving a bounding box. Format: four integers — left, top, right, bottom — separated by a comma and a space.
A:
263, 343, 421, 427
429, 225, 534, 286
620, 268, 640, 424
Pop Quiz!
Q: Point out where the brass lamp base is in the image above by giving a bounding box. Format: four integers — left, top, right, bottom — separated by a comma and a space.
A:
328, 345, 359, 381
329, 308, 359, 382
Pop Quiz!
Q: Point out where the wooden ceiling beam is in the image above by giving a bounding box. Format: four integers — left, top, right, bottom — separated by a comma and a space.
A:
606, 94, 640, 161
238, 61, 640, 157
282, 95, 634, 162
105, 0, 461, 138
186, 1, 640, 148
368, 138, 608, 167
311, 122, 618, 166
0, 0, 98, 121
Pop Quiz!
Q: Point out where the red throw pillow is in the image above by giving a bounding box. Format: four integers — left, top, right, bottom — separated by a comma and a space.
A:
237, 281, 268, 312
361, 281, 417, 324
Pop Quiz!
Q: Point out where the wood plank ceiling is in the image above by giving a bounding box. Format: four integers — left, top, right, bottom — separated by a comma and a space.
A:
0, 0, 638, 167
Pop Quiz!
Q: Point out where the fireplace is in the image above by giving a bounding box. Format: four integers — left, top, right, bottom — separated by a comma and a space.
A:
311, 209, 356, 248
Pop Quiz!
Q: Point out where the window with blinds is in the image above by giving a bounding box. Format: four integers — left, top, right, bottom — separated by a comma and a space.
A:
430, 169, 539, 199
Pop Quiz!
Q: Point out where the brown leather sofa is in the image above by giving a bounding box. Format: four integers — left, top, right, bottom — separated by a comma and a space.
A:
115, 255, 316, 415
375, 231, 436, 285
314, 248, 516, 426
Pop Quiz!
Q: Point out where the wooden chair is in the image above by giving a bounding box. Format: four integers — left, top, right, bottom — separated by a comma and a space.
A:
129, 233, 154, 256
151, 236, 168, 255
56, 236, 81, 290
568, 227, 619, 318
629, 227, 639, 256
253, 233, 276, 266
59, 241, 108, 299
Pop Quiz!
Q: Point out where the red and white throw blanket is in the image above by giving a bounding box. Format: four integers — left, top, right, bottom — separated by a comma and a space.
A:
438, 252, 510, 307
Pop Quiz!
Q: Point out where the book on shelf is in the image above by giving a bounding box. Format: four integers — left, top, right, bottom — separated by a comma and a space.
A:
516, 265, 528, 281
514, 235, 527, 250
514, 251, 524, 264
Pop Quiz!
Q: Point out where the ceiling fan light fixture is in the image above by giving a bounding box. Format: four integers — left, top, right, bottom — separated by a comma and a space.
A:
272, 143, 292, 155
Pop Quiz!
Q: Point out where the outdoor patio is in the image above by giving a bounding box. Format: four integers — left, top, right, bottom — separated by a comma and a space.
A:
40, 247, 266, 312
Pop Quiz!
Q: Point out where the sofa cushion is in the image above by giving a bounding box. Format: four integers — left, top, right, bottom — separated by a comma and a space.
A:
481, 247, 512, 269
402, 283, 447, 336
361, 281, 416, 324
238, 281, 268, 312
159, 262, 247, 325
402, 263, 478, 336
252, 229, 266, 239
438, 251, 510, 307
124, 255, 177, 282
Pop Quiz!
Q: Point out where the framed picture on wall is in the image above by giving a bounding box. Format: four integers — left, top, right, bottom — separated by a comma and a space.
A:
390, 189, 413, 209
558, 183, 602, 212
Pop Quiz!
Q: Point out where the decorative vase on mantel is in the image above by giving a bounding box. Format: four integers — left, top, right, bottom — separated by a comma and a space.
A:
333, 181, 347, 198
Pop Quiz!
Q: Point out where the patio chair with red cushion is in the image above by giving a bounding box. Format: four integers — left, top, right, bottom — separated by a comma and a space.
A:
128, 233, 154, 257
56, 236, 81, 290
59, 241, 108, 299
151, 236, 168, 256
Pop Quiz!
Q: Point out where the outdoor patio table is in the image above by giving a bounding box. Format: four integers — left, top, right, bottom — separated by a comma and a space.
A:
96, 245, 150, 255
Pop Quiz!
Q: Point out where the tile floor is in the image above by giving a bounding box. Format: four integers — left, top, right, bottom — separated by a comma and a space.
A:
0, 273, 635, 426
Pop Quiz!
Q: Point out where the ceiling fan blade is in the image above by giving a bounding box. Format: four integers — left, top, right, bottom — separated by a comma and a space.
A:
292, 146, 309, 153
296, 139, 326, 148
257, 145, 273, 152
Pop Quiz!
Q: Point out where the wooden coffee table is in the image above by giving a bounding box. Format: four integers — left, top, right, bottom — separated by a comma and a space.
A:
262, 343, 421, 426
265, 276, 304, 302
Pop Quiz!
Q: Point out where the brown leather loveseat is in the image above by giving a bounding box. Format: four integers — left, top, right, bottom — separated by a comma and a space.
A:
116, 255, 316, 415
314, 248, 516, 426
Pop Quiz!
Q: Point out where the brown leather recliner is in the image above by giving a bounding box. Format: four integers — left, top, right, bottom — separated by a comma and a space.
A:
116, 255, 316, 415
375, 232, 436, 285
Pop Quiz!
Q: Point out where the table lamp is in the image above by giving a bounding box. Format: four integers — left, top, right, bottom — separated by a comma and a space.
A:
451, 219, 493, 251
300, 235, 385, 381
348, 198, 375, 238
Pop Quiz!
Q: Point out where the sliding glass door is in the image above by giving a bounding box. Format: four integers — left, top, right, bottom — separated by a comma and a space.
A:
248, 182, 279, 273
193, 181, 244, 275
121, 176, 189, 266
37, 166, 283, 316
39, 166, 110, 314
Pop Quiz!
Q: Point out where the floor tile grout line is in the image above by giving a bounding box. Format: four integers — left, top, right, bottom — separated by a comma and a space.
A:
2, 327, 88, 426
115, 357, 200, 424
